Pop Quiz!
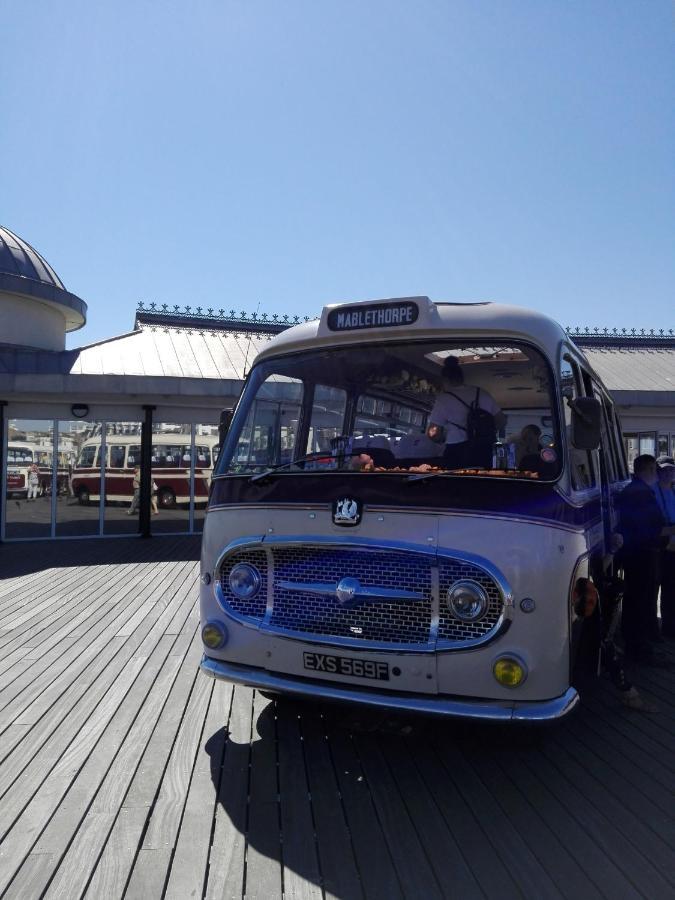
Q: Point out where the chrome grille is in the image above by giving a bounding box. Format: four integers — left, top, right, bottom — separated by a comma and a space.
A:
437, 559, 503, 642
216, 542, 507, 649
218, 549, 267, 621
270, 546, 433, 646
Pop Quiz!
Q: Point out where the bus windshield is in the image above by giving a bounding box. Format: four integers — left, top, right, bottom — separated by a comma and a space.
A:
217, 340, 562, 481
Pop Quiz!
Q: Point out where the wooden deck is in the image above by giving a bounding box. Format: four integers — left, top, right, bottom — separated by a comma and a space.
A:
1, 537, 674, 899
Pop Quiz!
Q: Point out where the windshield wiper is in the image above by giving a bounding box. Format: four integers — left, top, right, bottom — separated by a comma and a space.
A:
406, 468, 457, 483
248, 451, 361, 483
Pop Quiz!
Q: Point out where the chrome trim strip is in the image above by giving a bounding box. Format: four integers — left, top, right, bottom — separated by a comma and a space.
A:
212, 534, 513, 653
207, 502, 588, 533
276, 579, 427, 604
200, 655, 580, 723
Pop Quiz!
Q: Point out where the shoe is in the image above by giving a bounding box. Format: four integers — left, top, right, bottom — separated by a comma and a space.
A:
619, 687, 658, 713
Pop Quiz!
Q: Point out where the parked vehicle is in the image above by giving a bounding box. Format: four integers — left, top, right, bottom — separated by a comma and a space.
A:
71, 434, 219, 508
6, 442, 70, 497
199, 297, 629, 722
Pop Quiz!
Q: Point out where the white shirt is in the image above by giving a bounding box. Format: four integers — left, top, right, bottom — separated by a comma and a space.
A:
395, 431, 444, 459
429, 385, 500, 445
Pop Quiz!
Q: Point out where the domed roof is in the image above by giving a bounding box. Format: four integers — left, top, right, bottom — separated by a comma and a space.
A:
0, 225, 86, 332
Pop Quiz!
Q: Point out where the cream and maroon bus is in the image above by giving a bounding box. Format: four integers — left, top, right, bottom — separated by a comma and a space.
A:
71, 433, 219, 508
199, 297, 629, 722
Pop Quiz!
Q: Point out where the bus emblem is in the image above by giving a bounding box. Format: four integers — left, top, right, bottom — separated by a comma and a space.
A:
333, 497, 361, 526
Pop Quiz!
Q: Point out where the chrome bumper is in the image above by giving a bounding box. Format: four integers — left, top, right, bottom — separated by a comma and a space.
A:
200, 655, 579, 723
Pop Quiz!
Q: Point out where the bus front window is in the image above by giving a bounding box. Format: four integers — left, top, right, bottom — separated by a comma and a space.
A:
218, 342, 562, 481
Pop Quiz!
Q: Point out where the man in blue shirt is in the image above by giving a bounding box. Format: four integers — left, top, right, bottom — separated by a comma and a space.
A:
654, 456, 675, 639
617, 455, 666, 662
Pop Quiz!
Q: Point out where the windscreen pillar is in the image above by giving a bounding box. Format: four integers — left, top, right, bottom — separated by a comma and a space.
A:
139, 405, 156, 538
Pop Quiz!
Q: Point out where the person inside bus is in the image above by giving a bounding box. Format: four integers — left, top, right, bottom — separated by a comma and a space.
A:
654, 456, 675, 640
426, 356, 506, 469
510, 424, 542, 468
395, 427, 445, 466
617, 454, 668, 663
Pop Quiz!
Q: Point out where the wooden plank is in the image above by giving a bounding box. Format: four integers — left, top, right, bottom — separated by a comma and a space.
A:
353, 733, 444, 900
536, 740, 675, 878
1, 558, 194, 730
325, 724, 404, 900
163, 678, 226, 900
82, 806, 149, 900
276, 702, 323, 900
124, 849, 173, 899
41, 650, 187, 898
0, 659, 146, 895
432, 738, 563, 899
140, 670, 211, 852
408, 735, 523, 900
380, 736, 484, 900
84, 634, 206, 896
467, 746, 603, 900
300, 707, 364, 900
242, 689, 283, 900
0, 852, 55, 900
204, 685, 252, 900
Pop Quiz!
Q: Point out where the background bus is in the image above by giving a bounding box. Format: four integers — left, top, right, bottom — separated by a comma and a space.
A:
71, 433, 219, 508
6, 442, 71, 497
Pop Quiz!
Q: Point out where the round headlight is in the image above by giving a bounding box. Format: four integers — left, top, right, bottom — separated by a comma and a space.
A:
447, 580, 488, 621
202, 621, 228, 649
229, 563, 261, 599
493, 656, 527, 687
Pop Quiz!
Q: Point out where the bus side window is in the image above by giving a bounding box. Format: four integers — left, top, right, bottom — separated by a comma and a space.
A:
109, 445, 126, 468
611, 407, 629, 480
561, 355, 596, 490
586, 383, 615, 483
77, 446, 96, 468
127, 446, 140, 467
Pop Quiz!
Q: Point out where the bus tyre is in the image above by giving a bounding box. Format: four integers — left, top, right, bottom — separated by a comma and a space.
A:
77, 487, 90, 506
158, 487, 176, 509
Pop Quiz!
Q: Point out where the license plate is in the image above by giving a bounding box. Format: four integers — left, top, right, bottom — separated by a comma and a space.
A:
303, 651, 389, 681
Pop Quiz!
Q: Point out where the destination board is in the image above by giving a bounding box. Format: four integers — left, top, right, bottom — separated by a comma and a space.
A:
327, 300, 419, 332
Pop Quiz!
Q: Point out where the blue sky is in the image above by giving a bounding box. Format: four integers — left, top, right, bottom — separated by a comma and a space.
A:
2, 0, 673, 347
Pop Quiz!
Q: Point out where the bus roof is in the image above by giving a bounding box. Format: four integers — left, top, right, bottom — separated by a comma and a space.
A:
253, 298, 573, 365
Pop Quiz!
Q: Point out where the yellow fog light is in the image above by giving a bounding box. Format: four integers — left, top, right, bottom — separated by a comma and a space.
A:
493, 656, 527, 688
202, 621, 228, 650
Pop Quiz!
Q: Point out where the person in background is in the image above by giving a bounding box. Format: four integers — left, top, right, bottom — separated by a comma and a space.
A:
617, 454, 668, 662
27, 463, 40, 500
127, 467, 141, 515
654, 456, 675, 639
511, 424, 542, 468
427, 356, 506, 469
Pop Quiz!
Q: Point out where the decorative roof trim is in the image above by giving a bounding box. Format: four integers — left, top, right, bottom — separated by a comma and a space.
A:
135, 302, 673, 348
135, 301, 313, 335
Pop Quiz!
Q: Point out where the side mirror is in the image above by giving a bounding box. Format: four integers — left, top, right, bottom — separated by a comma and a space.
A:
569, 397, 602, 450
218, 409, 234, 453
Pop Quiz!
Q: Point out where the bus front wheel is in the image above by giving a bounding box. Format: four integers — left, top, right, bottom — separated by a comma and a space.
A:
158, 487, 176, 509
77, 487, 90, 506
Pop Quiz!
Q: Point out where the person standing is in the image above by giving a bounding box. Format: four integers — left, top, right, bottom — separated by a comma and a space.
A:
127, 467, 141, 515
617, 454, 667, 662
654, 456, 675, 639
27, 463, 40, 500
427, 356, 506, 469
